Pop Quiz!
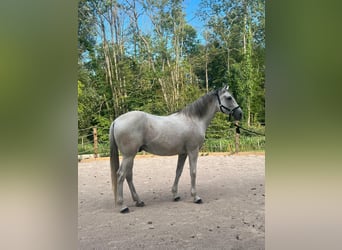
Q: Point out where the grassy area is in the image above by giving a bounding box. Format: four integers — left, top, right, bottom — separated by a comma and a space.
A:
201, 136, 265, 153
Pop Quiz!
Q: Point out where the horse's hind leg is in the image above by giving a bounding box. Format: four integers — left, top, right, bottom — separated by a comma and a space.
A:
117, 156, 134, 213
172, 154, 187, 201
126, 165, 144, 207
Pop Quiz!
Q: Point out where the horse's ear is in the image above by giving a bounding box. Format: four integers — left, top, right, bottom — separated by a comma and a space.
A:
222, 85, 229, 91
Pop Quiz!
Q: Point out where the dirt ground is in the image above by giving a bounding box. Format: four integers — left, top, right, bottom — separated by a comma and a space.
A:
78, 153, 265, 250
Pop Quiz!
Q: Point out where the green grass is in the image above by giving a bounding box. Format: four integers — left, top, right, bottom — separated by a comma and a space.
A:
201, 135, 265, 153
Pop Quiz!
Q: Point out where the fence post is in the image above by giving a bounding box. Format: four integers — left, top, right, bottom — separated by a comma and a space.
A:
235, 122, 240, 153
93, 127, 98, 158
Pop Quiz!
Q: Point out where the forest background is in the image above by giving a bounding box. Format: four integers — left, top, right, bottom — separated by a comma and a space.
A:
78, 0, 265, 155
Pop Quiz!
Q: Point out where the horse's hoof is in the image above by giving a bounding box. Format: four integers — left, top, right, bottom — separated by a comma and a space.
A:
174, 196, 181, 202
136, 201, 145, 207
194, 197, 203, 204
120, 206, 130, 213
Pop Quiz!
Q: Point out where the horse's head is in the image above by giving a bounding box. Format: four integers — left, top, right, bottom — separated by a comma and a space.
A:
216, 86, 243, 121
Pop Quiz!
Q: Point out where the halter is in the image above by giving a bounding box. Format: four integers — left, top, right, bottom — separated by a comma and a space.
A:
215, 91, 240, 115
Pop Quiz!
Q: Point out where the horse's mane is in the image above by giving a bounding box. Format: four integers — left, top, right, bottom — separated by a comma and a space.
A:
178, 90, 217, 118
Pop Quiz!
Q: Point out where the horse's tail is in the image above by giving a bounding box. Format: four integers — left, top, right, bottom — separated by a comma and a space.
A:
109, 121, 119, 206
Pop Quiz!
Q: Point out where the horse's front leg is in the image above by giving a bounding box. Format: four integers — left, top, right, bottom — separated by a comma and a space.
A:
188, 149, 202, 204
172, 154, 187, 201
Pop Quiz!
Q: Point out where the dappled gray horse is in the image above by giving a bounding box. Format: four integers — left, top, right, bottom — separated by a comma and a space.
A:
109, 86, 242, 213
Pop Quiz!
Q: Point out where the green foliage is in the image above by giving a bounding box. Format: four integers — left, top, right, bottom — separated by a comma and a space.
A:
78, 80, 84, 115
201, 136, 265, 153
93, 116, 111, 142
206, 113, 233, 139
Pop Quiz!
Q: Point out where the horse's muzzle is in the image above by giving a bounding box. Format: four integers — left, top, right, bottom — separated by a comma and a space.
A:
232, 107, 243, 121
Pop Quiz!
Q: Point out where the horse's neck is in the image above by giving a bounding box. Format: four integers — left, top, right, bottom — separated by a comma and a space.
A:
200, 100, 218, 131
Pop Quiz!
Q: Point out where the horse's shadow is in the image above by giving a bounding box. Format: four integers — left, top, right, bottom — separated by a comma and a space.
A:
100, 181, 231, 212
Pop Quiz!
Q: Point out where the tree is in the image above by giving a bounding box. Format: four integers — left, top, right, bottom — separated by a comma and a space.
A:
198, 0, 265, 126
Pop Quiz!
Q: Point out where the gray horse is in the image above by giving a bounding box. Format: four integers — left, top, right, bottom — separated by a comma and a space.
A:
109, 86, 242, 213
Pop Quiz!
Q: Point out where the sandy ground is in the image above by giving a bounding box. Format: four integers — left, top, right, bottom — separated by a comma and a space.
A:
78, 154, 265, 250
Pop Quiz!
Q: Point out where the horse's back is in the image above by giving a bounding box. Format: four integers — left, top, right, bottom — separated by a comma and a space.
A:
115, 110, 146, 122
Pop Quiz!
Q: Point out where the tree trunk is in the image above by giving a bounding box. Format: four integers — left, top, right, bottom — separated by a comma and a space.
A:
205, 31, 209, 93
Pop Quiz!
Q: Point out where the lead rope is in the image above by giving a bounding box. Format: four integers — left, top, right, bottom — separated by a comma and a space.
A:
233, 123, 265, 136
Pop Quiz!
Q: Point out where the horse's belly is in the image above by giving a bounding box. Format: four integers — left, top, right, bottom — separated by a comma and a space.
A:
143, 142, 185, 156
143, 133, 203, 156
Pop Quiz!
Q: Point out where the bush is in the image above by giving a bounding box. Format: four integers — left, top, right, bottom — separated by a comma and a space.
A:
201, 135, 265, 153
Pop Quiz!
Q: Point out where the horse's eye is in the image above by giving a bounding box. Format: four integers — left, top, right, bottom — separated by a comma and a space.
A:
227, 96, 232, 100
